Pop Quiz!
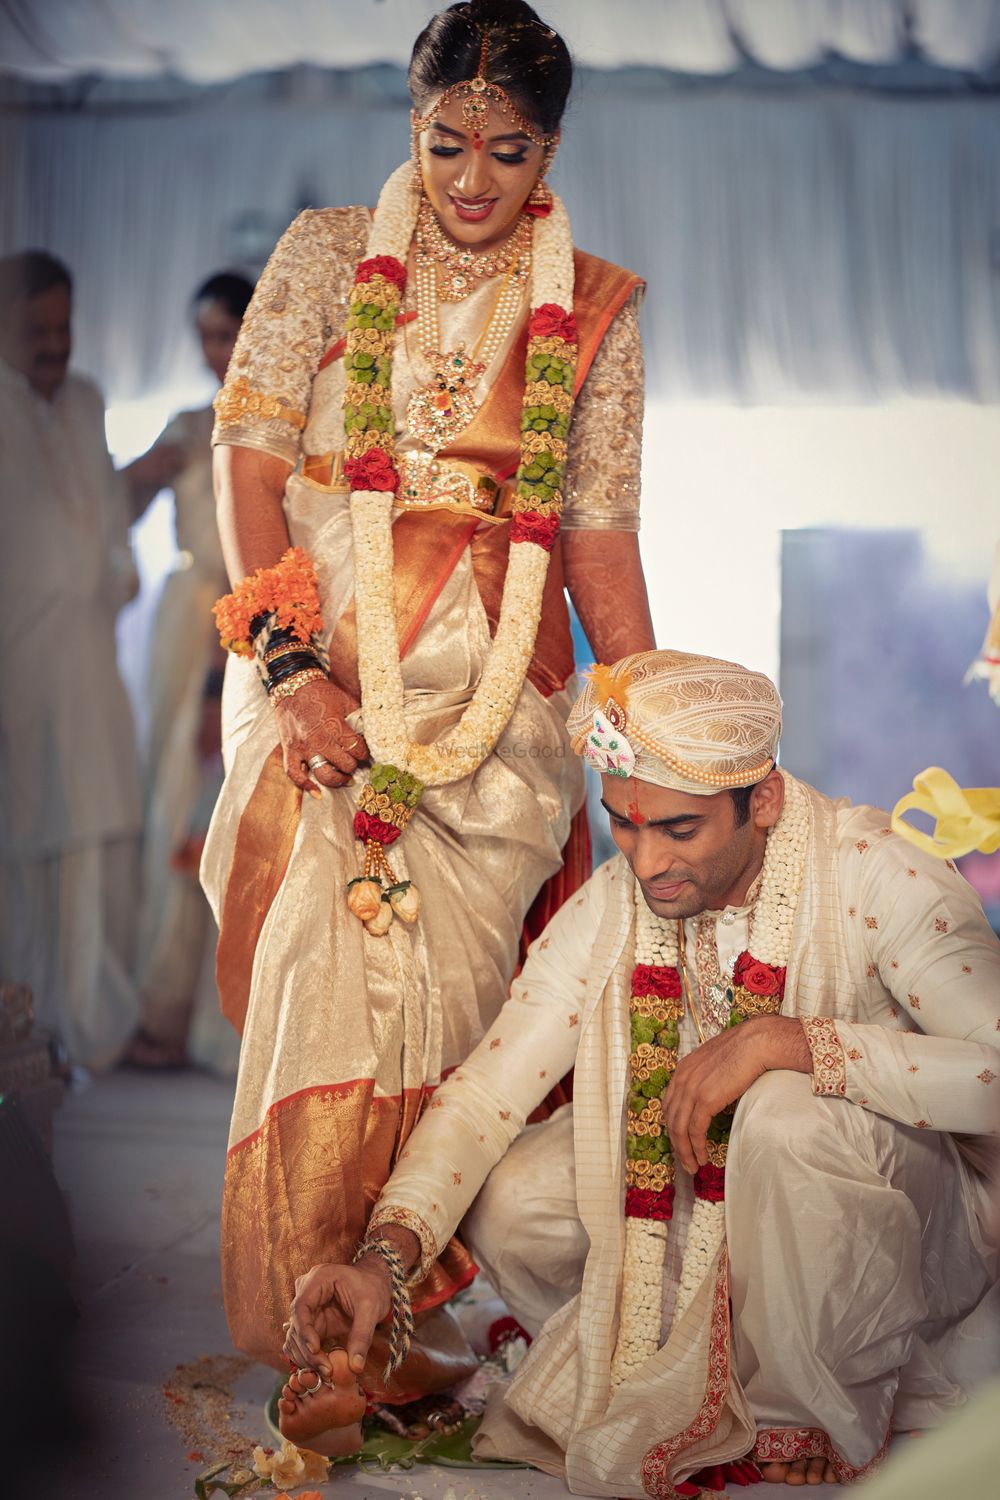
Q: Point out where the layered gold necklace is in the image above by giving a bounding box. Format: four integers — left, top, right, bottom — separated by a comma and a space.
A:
416, 193, 532, 300
406, 197, 531, 452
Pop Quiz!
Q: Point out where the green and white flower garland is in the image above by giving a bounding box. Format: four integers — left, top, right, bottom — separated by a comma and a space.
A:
611, 774, 809, 1387
343, 162, 579, 932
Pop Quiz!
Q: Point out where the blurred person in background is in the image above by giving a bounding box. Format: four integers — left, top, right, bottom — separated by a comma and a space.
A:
0, 250, 169, 1070
125, 272, 253, 1074
205, 0, 655, 1445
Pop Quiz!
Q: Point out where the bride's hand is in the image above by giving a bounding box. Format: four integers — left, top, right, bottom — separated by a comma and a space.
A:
273, 677, 369, 793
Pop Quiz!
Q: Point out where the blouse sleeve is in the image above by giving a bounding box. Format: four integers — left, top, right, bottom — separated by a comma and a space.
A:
212, 206, 367, 467
560, 292, 644, 533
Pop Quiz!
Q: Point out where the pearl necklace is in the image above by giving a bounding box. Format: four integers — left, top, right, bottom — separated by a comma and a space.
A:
407, 233, 530, 454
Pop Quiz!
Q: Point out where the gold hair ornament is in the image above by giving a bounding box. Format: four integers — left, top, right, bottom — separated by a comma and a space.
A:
412, 27, 558, 148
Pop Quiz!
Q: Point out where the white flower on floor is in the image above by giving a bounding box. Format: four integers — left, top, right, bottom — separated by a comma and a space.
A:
252, 1438, 330, 1486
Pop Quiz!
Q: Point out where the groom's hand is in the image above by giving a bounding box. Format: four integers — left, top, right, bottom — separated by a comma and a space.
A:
283, 1260, 392, 1378
282, 1223, 422, 1377
661, 1015, 811, 1174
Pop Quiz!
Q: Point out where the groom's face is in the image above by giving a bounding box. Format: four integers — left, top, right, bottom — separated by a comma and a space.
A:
600, 771, 784, 920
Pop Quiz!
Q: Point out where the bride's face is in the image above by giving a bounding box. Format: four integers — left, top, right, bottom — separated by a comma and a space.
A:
417, 95, 547, 252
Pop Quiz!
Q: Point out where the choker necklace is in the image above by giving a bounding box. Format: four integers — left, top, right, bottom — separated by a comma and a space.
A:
417, 195, 532, 301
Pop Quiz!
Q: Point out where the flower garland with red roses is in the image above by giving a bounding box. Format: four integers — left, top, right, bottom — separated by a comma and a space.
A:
342, 162, 578, 935
611, 773, 807, 1390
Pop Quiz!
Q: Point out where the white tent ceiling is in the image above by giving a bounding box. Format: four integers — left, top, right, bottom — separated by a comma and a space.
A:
1, 0, 999, 83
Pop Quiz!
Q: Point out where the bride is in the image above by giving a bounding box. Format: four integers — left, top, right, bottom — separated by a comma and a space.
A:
204, 0, 655, 1450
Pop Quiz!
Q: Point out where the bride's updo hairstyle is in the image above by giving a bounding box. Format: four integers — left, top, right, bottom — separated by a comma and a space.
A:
408, 0, 573, 138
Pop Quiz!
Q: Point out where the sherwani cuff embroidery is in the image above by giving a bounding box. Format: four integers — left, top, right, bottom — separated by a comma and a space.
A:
801, 1016, 847, 1098
367, 1204, 438, 1284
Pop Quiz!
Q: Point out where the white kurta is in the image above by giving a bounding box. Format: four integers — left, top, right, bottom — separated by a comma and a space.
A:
0, 360, 141, 1066
371, 775, 1000, 1496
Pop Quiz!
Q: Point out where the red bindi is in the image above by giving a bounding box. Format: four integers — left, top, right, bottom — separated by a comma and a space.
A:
472, 132, 484, 151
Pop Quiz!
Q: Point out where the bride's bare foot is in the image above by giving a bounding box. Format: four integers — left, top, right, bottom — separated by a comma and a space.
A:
760, 1458, 839, 1485
277, 1348, 366, 1455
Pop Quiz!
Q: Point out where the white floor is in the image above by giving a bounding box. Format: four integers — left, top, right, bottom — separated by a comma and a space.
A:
50, 1069, 903, 1498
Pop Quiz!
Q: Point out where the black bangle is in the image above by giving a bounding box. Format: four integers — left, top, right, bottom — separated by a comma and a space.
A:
267, 651, 321, 683
249, 610, 273, 643
265, 623, 308, 650
265, 657, 323, 694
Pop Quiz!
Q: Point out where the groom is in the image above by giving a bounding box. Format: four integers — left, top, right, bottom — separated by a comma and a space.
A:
280, 650, 1000, 1496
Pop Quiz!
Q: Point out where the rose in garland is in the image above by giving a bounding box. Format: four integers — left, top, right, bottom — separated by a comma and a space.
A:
355, 255, 407, 290
633, 964, 683, 1000
625, 1185, 675, 1220
510, 511, 560, 551
353, 811, 402, 846
693, 1163, 726, 1203
733, 952, 786, 996
529, 303, 578, 342
345, 451, 398, 492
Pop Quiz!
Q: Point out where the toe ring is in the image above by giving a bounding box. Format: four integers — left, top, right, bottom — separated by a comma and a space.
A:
297, 1368, 324, 1396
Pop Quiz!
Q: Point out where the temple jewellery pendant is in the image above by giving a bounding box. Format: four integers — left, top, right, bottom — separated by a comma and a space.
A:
405, 347, 486, 452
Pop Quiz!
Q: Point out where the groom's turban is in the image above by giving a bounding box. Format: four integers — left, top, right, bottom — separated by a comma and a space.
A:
567, 650, 782, 796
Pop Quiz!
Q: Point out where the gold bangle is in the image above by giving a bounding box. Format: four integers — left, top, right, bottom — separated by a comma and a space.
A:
264, 643, 313, 663
269, 667, 326, 702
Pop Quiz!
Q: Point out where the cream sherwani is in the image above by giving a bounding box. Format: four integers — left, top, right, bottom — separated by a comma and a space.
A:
0, 361, 141, 1068
372, 773, 1000, 1497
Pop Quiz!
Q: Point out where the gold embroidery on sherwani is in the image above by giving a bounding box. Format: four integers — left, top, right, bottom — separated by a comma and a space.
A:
639, 1248, 734, 1497
753, 1425, 892, 1485
802, 1015, 848, 1097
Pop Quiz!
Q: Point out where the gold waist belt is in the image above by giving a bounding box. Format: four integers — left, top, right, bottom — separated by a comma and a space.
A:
300, 450, 512, 524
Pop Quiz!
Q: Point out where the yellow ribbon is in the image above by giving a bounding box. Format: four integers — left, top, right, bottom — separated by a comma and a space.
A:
891, 766, 1000, 859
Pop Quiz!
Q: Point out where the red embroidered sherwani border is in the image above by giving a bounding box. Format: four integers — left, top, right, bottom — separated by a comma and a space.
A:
639, 1247, 733, 1499
754, 1422, 892, 1483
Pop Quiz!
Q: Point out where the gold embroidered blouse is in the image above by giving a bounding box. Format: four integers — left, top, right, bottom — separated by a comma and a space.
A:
213, 206, 643, 532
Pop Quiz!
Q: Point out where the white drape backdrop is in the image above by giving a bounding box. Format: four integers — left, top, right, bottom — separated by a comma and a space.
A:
2, 0, 1000, 80
3, 79, 1000, 406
